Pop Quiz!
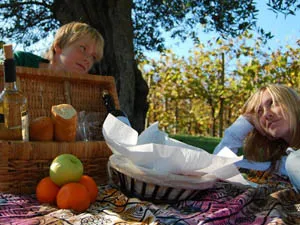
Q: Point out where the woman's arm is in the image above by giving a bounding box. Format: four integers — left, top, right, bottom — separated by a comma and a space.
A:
213, 115, 254, 155
213, 115, 290, 176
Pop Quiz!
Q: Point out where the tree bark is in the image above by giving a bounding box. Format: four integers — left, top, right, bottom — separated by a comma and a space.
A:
53, 0, 148, 133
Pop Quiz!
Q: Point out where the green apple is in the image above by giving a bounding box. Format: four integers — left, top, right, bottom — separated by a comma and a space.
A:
49, 154, 84, 186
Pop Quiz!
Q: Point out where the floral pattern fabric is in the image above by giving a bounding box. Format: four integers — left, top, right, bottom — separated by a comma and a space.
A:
1, 170, 300, 225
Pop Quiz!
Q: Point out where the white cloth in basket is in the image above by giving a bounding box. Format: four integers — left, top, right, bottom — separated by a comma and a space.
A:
103, 113, 250, 186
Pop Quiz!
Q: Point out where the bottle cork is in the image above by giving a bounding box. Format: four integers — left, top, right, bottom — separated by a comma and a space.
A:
3, 44, 13, 59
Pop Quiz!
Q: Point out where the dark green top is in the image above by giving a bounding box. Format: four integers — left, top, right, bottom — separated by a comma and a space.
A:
14, 51, 49, 68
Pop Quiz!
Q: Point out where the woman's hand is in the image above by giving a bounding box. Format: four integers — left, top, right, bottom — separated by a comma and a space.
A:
243, 113, 270, 139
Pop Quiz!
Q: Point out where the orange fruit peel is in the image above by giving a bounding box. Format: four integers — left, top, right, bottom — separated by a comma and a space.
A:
56, 182, 91, 212
36, 176, 60, 204
79, 175, 98, 203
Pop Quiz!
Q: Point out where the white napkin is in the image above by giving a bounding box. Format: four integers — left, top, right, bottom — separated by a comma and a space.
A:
103, 113, 250, 185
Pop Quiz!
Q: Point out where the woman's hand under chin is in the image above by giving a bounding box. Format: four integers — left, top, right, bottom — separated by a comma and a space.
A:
243, 113, 275, 140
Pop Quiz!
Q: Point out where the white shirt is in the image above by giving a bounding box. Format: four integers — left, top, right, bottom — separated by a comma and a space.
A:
213, 115, 288, 176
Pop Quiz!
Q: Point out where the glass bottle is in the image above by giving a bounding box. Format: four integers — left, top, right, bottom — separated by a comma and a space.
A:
0, 44, 29, 141
102, 89, 131, 126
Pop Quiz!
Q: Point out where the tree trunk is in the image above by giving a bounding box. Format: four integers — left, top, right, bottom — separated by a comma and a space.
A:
218, 52, 225, 137
211, 108, 216, 137
53, 0, 148, 133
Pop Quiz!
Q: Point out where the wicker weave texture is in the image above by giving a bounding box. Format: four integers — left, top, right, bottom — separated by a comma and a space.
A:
0, 66, 115, 194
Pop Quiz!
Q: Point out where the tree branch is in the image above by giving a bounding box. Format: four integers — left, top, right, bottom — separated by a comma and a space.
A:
0, 1, 52, 10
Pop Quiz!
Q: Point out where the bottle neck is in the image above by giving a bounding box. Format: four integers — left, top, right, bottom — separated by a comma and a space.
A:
3, 81, 18, 91
102, 91, 131, 126
103, 93, 116, 112
3, 57, 17, 91
4, 59, 16, 83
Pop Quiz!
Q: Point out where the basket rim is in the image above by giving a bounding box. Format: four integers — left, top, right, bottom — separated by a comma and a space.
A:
0, 66, 115, 84
108, 154, 217, 190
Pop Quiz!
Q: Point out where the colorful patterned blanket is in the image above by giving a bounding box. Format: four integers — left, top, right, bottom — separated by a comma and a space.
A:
1, 170, 300, 225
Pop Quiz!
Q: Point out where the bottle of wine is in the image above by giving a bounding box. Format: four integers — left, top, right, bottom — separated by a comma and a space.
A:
102, 89, 131, 126
0, 44, 29, 141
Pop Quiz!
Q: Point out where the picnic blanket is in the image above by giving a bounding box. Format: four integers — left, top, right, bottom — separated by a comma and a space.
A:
1, 170, 300, 225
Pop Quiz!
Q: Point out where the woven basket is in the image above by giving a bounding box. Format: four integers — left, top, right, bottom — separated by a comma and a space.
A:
108, 155, 217, 203
0, 66, 117, 194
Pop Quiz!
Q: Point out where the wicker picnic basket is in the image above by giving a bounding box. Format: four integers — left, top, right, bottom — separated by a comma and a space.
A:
0, 66, 117, 194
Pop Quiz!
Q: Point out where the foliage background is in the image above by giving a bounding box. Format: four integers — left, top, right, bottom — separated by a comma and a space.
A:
140, 32, 300, 137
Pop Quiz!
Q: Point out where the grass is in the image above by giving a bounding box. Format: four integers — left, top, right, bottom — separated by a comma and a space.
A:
169, 134, 221, 154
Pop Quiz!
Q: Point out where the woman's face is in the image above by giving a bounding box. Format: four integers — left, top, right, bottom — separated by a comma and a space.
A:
53, 37, 97, 74
257, 89, 291, 143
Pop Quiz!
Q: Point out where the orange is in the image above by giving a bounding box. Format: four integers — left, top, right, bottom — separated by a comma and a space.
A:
79, 175, 98, 203
36, 176, 60, 204
56, 182, 90, 212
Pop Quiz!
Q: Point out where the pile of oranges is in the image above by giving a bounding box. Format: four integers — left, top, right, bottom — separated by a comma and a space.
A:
36, 173, 98, 213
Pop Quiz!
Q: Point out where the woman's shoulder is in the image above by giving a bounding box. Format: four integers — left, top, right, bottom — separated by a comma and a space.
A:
14, 51, 49, 68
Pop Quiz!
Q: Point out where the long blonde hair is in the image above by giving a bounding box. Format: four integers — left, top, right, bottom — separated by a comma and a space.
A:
242, 84, 300, 162
45, 22, 104, 62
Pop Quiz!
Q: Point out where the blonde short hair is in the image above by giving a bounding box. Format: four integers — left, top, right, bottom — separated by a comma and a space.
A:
45, 22, 104, 62
242, 84, 300, 161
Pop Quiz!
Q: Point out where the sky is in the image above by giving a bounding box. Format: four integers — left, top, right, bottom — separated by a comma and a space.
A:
144, 1, 300, 59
